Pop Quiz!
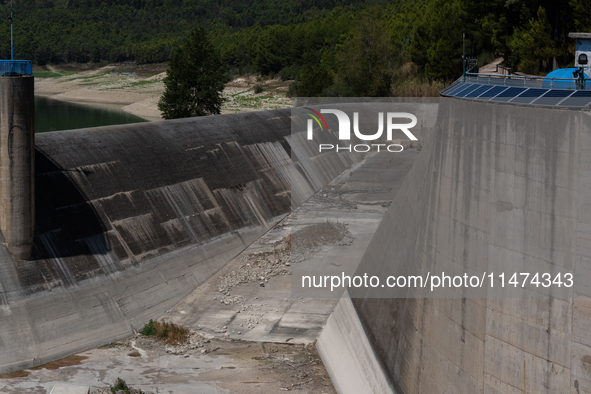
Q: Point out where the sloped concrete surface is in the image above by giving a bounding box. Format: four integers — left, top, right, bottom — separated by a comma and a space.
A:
162, 149, 420, 344
329, 98, 591, 393
0, 101, 437, 375
317, 294, 396, 394
0, 108, 362, 374
0, 145, 423, 394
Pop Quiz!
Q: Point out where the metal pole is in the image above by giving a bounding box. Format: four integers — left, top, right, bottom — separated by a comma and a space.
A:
10, 0, 13, 61
462, 33, 466, 82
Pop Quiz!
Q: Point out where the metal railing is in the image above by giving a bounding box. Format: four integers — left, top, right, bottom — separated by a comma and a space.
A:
0, 60, 32, 76
465, 72, 591, 90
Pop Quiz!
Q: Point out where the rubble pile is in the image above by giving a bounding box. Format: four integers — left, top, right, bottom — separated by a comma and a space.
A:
290, 221, 354, 263
217, 237, 291, 303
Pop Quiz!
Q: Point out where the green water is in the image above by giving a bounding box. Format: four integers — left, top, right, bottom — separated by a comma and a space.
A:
35, 96, 146, 133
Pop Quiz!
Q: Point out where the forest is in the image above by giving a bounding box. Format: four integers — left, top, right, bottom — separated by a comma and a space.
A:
2, 0, 590, 96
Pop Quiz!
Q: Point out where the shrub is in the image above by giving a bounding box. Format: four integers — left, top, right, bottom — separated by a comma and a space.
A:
139, 319, 189, 345
140, 319, 157, 336
390, 78, 446, 97
254, 84, 264, 94
111, 377, 130, 394
158, 326, 169, 340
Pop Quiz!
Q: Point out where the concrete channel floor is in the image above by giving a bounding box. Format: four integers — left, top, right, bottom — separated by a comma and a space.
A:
0, 149, 419, 394
162, 149, 419, 343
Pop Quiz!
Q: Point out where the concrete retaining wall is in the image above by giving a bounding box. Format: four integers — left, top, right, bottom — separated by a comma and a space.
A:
317, 292, 397, 394
321, 98, 591, 393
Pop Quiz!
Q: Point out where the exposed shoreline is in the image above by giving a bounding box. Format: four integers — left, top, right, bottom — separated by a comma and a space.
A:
35, 92, 165, 122
34, 65, 166, 121
34, 65, 292, 122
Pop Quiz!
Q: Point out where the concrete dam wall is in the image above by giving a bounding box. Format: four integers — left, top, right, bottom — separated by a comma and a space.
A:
319, 98, 591, 393
0, 100, 439, 374
0, 108, 366, 373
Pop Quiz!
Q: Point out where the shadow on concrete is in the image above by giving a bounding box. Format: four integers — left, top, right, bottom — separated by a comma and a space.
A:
31, 147, 110, 260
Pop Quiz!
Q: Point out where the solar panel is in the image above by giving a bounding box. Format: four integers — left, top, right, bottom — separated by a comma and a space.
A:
442, 77, 591, 108
446, 83, 473, 96
440, 86, 453, 95
455, 84, 482, 97
531, 90, 574, 106
443, 83, 469, 96
465, 85, 493, 98
510, 88, 548, 104
475, 86, 508, 100
490, 87, 527, 102
559, 90, 591, 107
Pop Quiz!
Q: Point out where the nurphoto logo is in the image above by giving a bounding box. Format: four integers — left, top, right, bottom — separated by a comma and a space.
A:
304, 107, 418, 153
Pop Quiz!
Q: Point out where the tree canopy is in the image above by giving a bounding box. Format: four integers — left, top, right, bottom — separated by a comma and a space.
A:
157, 27, 226, 119
2, 0, 589, 96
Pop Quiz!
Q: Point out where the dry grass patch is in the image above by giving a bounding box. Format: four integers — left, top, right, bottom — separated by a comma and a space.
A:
140, 319, 189, 345
391, 78, 447, 97
390, 62, 448, 97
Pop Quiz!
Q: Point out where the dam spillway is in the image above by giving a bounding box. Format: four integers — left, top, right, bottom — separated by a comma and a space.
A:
1, 91, 589, 394
0, 107, 366, 373
0, 101, 440, 375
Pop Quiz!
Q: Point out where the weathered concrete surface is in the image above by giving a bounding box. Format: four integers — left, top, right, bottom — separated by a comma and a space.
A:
162, 149, 420, 344
0, 108, 363, 374
317, 293, 395, 394
0, 333, 334, 394
0, 145, 420, 393
318, 98, 591, 393
0, 76, 35, 260
0, 101, 437, 374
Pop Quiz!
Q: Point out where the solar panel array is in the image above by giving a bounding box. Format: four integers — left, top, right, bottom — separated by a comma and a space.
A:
441, 82, 591, 108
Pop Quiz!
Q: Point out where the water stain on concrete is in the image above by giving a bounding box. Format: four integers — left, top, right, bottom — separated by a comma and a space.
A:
31, 356, 89, 371
496, 200, 514, 212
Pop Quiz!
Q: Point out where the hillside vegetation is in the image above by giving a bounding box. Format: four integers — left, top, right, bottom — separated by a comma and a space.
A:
4, 0, 591, 96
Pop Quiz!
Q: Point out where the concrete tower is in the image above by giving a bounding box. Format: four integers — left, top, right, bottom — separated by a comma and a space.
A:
0, 74, 35, 260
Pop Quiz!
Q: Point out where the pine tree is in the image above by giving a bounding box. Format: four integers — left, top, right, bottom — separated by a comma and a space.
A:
158, 27, 226, 119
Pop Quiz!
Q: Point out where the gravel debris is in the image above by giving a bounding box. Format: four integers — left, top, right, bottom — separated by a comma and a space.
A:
216, 236, 291, 304
291, 221, 354, 263
215, 220, 353, 305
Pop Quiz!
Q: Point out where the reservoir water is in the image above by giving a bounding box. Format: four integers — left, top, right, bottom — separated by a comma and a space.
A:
35, 96, 146, 133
